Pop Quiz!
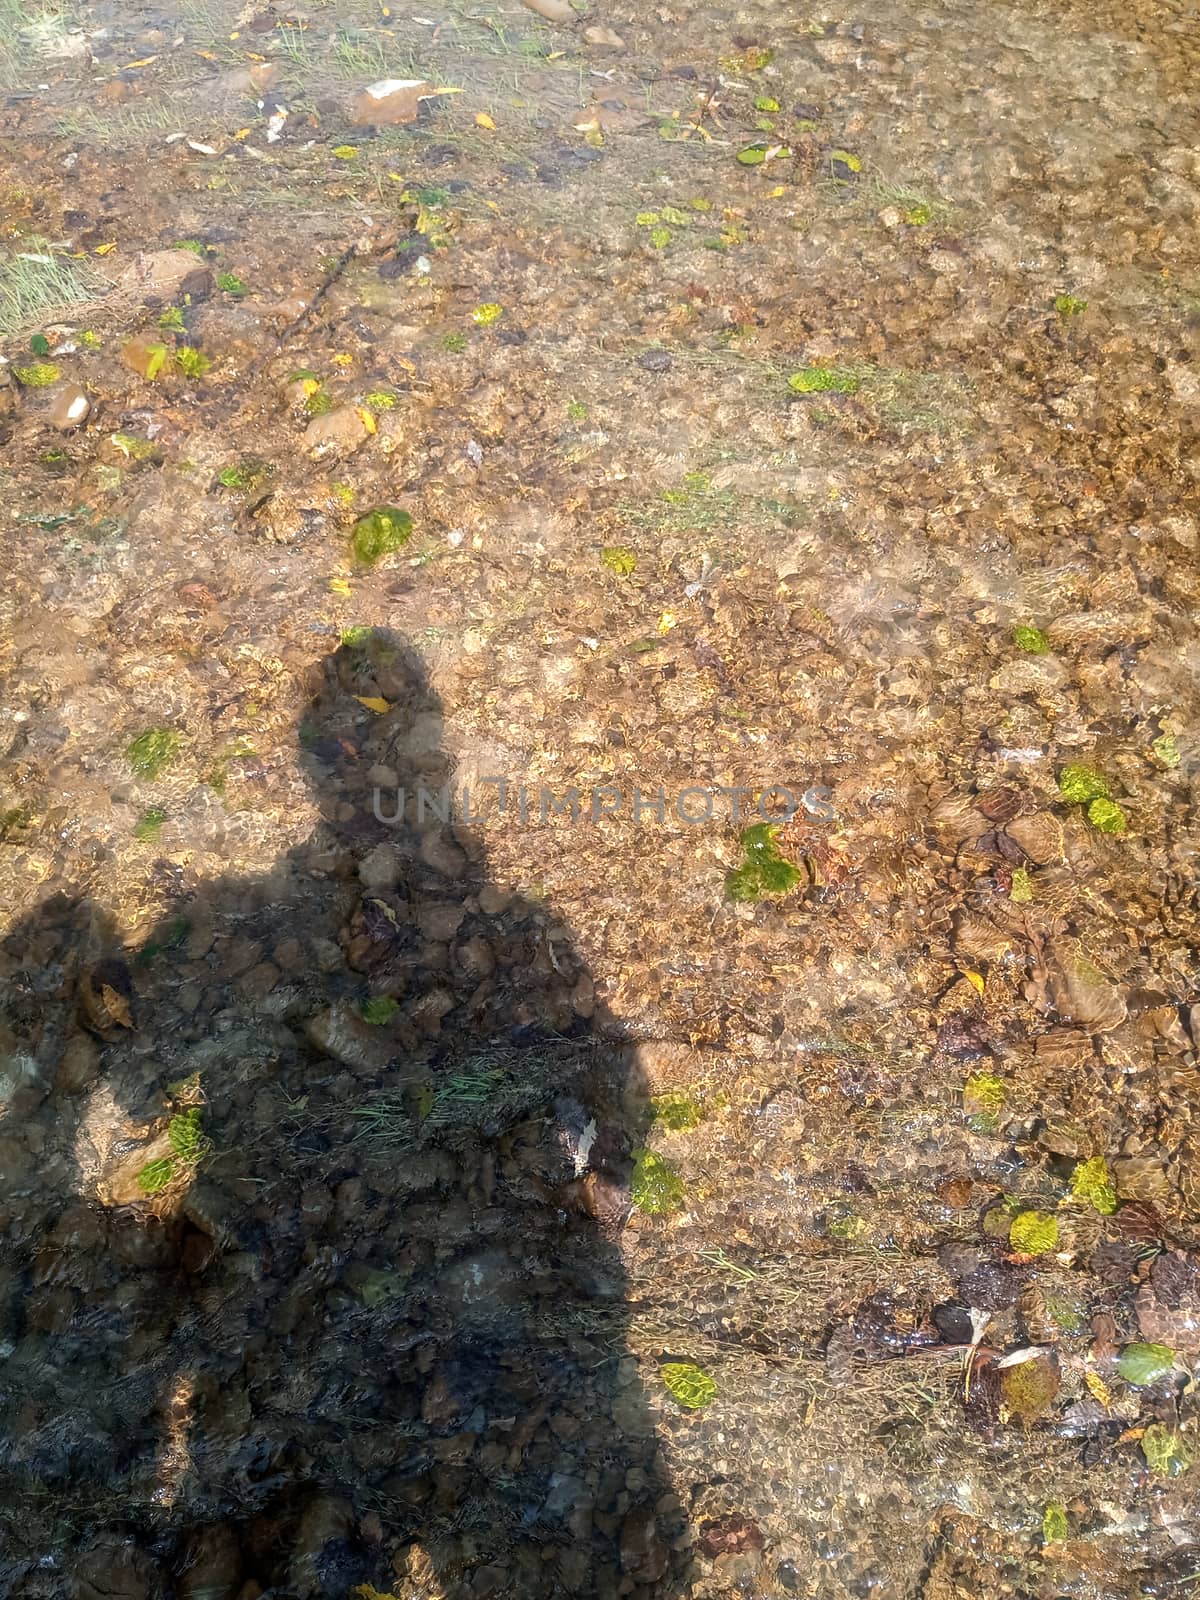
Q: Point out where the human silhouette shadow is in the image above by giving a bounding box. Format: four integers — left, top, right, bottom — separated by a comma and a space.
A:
0, 631, 689, 1600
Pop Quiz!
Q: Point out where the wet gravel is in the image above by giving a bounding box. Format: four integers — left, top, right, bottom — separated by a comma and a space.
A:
2, 0, 1200, 1595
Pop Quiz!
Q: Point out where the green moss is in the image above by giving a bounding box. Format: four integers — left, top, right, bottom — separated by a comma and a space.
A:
442, 332, 467, 352
361, 996, 399, 1025
1013, 624, 1048, 653
1054, 293, 1088, 317
631, 1148, 685, 1214
829, 149, 862, 175
1057, 764, 1109, 803
127, 728, 181, 779
726, 822, 803, 903
788, 365, 860, 395
1070, 1156, 1118, 1214
1116, 1342, 1176, 1386
1087, 798, 1127, 834
651, 1092, 704, 1132
661, 1361, 717, 1409
217, 458, 272, 492
158, 306, 185, 331
1142, 1422, 1193, 1478
305, 387, 334, 415
903, 203, 933, 225
340, 625, 376, 647
216, 271, 247, 297
134, 806, 166, 841
175, 346, 211, 379
1152, 731, 1180, 768
964, 1072, 1006, 1116
12, 362, 61, 386
364, 390, 397, 411
1042, 1504, 1068, 1545
352, 507, 413, 566
136, 1157, 176, 1194
167, 1107, 205, 1161
600, 544, 637, 576
1009, 1209, 1058, 1255
1009, 866, 1034, 904
826, 1207, 867, 1242
110, 431, 158, 462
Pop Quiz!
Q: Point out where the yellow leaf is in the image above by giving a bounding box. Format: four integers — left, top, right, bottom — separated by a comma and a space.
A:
195, 49, 218, 59
233, 127, 251, 140
963, 968, 986, 996
1085, 1370, 1112, 1408
475, 112, 496, 130
356, 407, 377, 435
93, 241, 117, 256
331, 352, 353, 367
355, 695, 392, 713
124, 55, 157, 68
657, 610, 676, 634
766, 185, 786, 197
329, 577, 353, 596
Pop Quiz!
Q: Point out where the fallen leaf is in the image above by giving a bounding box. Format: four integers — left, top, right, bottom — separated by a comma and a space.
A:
355, 695, 392, 713
475, 111, 496, 129
329, 577, 353, 596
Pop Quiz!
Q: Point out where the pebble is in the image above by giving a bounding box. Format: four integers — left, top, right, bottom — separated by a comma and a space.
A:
350, 78, 439, 127
49, 383, 91, 430
304, 404, 373, 458
638, 349, 673, 373
419, 828, 468, 879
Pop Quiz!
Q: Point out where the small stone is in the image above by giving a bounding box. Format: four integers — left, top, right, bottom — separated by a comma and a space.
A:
478, 884, 512, 915
359, 843, 403, 890
306, 1001, 395, 1075
49, 383, 91, 430
419, 902, 466, 941
351, 78, 441, 127
419, 828, 467, 879
304, 404, 373, 458
456, 936, 496, 979
583, 24, 625, 45
638, 349, 673, 373
620, 1506, 667, 1582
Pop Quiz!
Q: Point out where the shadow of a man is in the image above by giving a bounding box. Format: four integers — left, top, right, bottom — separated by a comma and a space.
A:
0, 631, 689, 1600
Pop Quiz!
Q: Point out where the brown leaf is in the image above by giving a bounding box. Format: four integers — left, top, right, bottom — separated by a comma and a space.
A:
698, 1514, 764, 1558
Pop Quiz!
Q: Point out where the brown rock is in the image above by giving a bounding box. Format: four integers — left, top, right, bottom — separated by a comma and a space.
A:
350, 79, 445, 127
178, 1525, 242, 1600
306, 1001, 394, 1076
419, 828, 467, 879
620, 1506, 667, 1582
304, 404, 372, 458
522, 0, 574, 18
71, 1536, 164, 1600
49, 383, 91, 430
455, 936, 496, 980
115, 249, 214, 306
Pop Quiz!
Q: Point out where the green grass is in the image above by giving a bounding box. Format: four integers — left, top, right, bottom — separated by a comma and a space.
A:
0, 244, 107, 337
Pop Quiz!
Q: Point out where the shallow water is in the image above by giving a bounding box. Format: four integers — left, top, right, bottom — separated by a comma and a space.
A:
1, 0, 1199, 1595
